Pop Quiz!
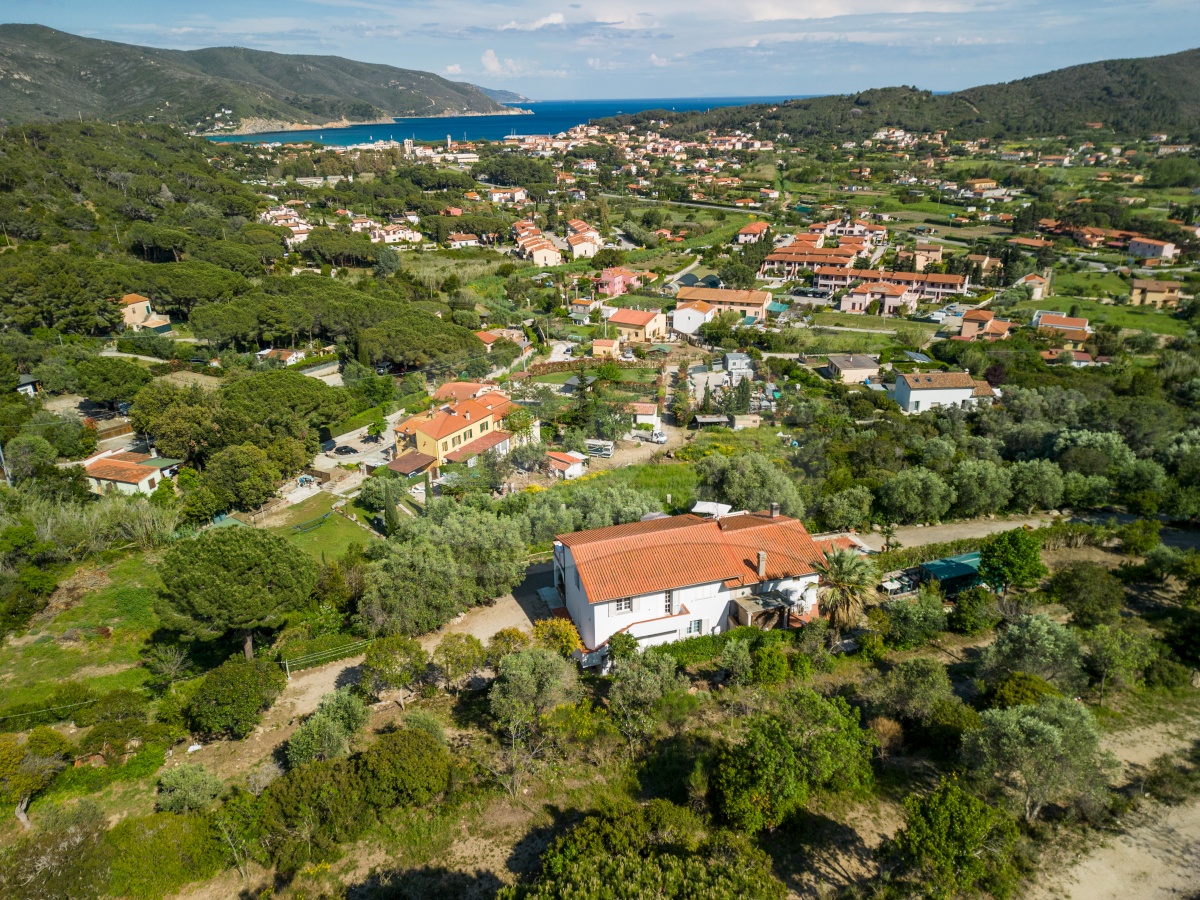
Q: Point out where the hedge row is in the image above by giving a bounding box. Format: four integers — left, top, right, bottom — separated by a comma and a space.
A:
330, 403, 394, 438
875, 521, 1108, 573
645, 625, 777, 667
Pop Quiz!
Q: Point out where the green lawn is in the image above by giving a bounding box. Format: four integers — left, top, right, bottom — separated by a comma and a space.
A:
1050, 269, 1132, 298
813, 311, 939, 333
0, 554, 161, 708
532, 367, 658, 386
270, 492, 379, 561
1016, 296, 1189, 336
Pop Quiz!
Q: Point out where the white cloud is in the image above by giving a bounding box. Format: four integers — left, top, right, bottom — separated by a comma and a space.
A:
499, 13, 566, 32
650, 53, 669, 67
445, 63, 462, 75
481, 48, 507, 75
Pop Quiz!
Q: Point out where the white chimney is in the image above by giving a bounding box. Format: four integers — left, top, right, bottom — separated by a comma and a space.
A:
769, 502, 780, 518
757, 551, 767, 578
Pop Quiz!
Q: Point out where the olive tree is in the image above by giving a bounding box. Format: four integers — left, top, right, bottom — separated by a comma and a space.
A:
963, 697, 1115, 823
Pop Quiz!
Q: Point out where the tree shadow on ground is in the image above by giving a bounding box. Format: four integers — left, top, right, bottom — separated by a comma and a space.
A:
345, 865, 504, 900
764, 810, 877, 898
505, 802, 587, 879
635, 732, 720, 806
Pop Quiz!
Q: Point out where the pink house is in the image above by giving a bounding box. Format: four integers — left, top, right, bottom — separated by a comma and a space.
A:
838, 282, 918, 316
597, 267, 642, 298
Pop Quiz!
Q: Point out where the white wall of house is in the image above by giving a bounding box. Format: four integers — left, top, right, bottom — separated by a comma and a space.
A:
555, 543, 818, 651
87, 472, 159, 496
672, 306, 715, 335
892, 382, 975, 413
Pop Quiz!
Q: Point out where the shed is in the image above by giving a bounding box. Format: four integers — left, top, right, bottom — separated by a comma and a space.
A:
918, 552, 982, 596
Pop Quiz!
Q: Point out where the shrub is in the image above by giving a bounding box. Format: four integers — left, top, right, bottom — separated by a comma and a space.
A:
156, 764, 224, 813
885, 586, 947, 649
400, 710, 447, 745
187, 658, 286, 739
720, 638, 753, 685
751, 644, 790, 685
532, 618, 582, 658
357, 728, 452, 808
1144, 655, 1192, 689
985, 672, 1061, 710
948, 586, 1001, 636
869, 717, 904, 759
104, 813, 225, 900
1119, 519, 1161, 555
1048, 562, 1125, 628
487, 627, 531, 666
259, 757, 367, 873
286, 714, 349, 769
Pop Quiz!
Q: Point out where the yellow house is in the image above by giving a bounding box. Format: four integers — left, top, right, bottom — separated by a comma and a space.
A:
1129, 279, 1181, 309
607, 308, 666, 342
394, 390, 536, 466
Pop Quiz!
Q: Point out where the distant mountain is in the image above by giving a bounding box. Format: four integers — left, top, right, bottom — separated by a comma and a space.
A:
601, 48, 1200, 140
475, 87, 530, 104
0, 24, 509, 132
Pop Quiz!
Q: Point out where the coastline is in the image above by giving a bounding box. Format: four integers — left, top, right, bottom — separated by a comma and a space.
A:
225, 106, 531, 137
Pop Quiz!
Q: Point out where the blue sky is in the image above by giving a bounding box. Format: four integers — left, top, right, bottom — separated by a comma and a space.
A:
9, 0, 1200, 99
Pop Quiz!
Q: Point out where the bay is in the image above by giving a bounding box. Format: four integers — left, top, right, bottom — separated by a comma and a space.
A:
208, 96, 801, 146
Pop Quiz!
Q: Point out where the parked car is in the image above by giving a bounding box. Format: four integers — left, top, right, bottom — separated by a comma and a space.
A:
333, 445, 358, 456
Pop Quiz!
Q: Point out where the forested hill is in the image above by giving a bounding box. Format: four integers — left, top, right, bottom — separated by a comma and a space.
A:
602, 47, 1200, 141
0, 122, 484, 366
0, 24, 509, 131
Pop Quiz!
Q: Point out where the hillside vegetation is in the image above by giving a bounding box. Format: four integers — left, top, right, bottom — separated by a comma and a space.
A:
604, 47, 1200, 140
0, 24, 508, 130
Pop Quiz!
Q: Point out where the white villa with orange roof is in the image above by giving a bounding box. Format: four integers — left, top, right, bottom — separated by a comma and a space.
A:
553, 507, 823, 657
671, 299, 718, 335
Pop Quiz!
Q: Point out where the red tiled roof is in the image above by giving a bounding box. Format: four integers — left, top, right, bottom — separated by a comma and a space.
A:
898, 372, 978, 390
1038, 314, 1088, 329
85, 459, 155, 484
432, 381, 494, 402
963, 309, 994, 322
444, 429, 511, 463
120, 293, 151, 307
559, 512, 823, 605
609, 308, 660, 328
625, 402, 658, 416
475, 331, 500, 344
547, 451, 586, 471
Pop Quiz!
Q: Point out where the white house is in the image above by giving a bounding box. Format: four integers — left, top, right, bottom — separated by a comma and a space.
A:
83, 450, 178, 496
547, 450, 588, 480
447, 233, 481, 249
891, 372, 996, 413
625, 402, 661, 431
672, 300, 717, 335
1128, 236, 1178, 260
723, 352, 754, 386
256, 348, 307, 366
553, 509, 823, 658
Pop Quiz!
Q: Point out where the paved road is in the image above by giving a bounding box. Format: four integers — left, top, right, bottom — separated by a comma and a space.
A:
99, 350, 162, 363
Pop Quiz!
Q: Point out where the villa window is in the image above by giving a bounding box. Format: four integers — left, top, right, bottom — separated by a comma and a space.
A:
614, 598, 633, 614
664, 590, 674, 615
686, 619, 703, 635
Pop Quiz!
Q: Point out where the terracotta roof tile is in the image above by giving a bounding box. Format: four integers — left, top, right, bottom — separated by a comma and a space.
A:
898, 372, 978, 390
559, 512, 823, 604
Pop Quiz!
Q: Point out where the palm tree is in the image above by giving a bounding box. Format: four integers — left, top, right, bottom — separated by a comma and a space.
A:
814, 549, 878, 637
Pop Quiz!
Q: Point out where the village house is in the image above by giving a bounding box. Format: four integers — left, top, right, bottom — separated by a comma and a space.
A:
1014, 273, 1049, 300
736, 221, 771, 244
1128, 236, 1178, 261
625, 402, 661, 431
446, 233, 481, 249
370, 224, 422, 245
1129, 278, 1182, 308
394, 389, 539, 468
83, 450, 179, 497
814, 268, 968, 302
608, 307, 667, 342
256, 348, 307, 366
597, 267, 643, 298
958, 309, 1017, 341
553, 508, 824, 658
547, 450, 588, 480
675, 287, 771, 322
431, 381, 499, 403
671, 299, 718, 336
1031, 310, 1092, 349
474, 331, 501, 352
591, 339, 619, 359
891, 372, 996, 413
120, 294, 172, 333
487, 187, 529, 205
838, 282, 918, 317
825, 354, 880, 384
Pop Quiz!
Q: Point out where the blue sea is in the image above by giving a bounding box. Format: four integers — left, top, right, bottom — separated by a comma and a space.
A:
207, 96, 800, 146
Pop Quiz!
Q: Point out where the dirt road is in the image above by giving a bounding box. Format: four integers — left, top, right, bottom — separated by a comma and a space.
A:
854, 514, 1055, 552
